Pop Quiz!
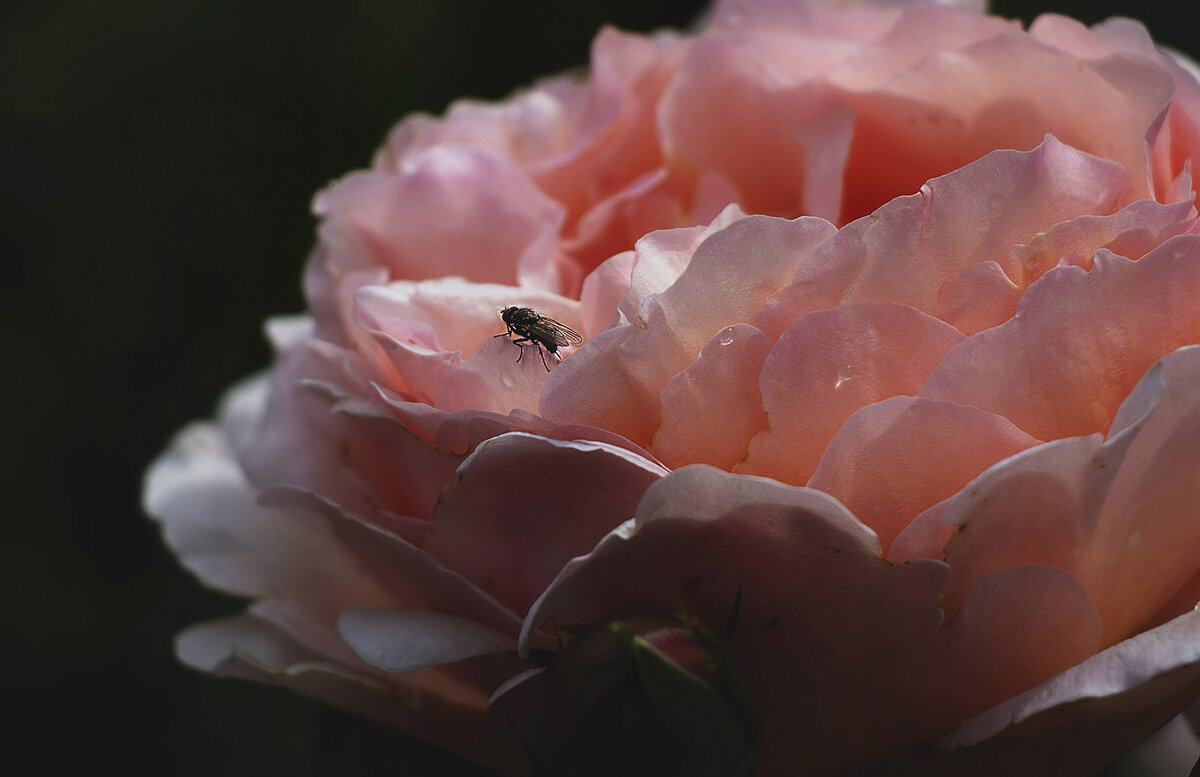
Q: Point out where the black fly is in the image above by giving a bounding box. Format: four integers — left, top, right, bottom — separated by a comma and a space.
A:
493, 306, 582, 370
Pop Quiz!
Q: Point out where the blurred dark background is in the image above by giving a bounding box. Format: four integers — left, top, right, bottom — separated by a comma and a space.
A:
2, 1, 1195, 774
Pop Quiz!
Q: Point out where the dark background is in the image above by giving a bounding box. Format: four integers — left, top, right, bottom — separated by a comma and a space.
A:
3, 1, 1196, 774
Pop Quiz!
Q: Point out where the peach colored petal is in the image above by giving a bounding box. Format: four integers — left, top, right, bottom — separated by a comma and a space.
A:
1039, 15, 1200, 202
807, 397, 1040, 554
660, 34, 855, 222
650, 323, 772, 470
837, 33, 1172, 221
531, 28, 689, 230
755, 136, 1129, 339
739, 302, 965, 485
314, 147, 568, 292
522, 466, 1100, 775
920, 236, 1200, 441
1013, 198, 1196, 284
932, 608, 1200, 777
423, 433, 667, 615
938, 346, 1200, 648
541, 215, 836, 447
888, 498, 956, 565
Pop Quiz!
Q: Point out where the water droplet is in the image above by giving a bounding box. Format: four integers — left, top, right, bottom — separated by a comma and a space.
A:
719, 327, 736, 346
500, 373, 515, 389
1127, 530, 1143, 549
835, 364, 853, 389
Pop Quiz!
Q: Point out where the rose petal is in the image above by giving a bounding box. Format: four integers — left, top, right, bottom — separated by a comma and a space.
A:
522, 466, 1100, 774
933, 607, 1200, 777
1012, 197, 1196, 283
541, 215, 836, 446
807, 396, 1040, 553
423, 432, 667, 614
338, 609, 517, 673
755, 136, 1130, 339
315, 147, 568, 293
660, 34, 855, 222
650, 323, 772, 469
739, 302, 966, 485
838, 33, 1172, 221
920, 235, 1200, 441
938, 346, 1200, 647
177, 614, 531, 777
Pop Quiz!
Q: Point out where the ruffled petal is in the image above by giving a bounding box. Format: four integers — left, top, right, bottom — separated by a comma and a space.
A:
541, 215, 836, 446
756, 136, 1129, 339
315, 147, 568, 292
522, 466, 1101, 774
920, 235, 1200, 441
938, 346, 1200, 648
422, 432, 667, 615
650, 323, 772, 469
807, 396, 1039, 553
660, 34, 855, 222
739, 302, 965, 484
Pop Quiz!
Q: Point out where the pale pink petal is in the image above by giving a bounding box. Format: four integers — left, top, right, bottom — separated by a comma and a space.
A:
339, 609, 516, 673
826, 3, 1016, 91
374, 75, 593, 172
522, 466, 1100, 775
615, 204, 748, 327
541, 215, 836, 447
933, 608, 1200, 777
650, 323, 772, 470
145, 423, 388, 621
938, 346, 1200, 647
739, 302, 965, 485
755, 136, 1130, 339
370, 387, 660, 468
434, 336, 553, 415
350, 279, 583, 408
808, 397, 1040, 554
578, 249, 634, 338
177, 614, 531, 777
660, 35, 855, 222
711, 0, 904, 50
921, 236, 1200, 441
422, 432, 667, 615
314, 147, 567, 292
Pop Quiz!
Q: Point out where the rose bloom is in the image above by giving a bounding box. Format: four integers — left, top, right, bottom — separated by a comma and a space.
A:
145, 0, 1200, 774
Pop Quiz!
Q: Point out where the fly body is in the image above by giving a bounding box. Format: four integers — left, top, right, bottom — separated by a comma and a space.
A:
494, 306, 582, 370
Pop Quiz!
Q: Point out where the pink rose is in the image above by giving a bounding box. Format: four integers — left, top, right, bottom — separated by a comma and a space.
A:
145, 0, 1200, 774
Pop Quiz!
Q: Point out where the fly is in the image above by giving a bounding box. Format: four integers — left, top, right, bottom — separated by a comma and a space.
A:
493, 306, 582, 370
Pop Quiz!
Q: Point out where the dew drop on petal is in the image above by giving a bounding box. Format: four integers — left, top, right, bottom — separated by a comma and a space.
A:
835, 364, 853, 389
719, 327, 736, 346
1127, 530, 1144, 549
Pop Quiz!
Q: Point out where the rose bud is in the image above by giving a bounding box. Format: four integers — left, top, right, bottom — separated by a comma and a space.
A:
524, 614, 759, 777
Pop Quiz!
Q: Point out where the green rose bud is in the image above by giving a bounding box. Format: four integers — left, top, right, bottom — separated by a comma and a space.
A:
525, 611, 760, 777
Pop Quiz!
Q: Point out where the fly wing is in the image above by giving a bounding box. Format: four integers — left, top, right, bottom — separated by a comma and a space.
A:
530, 317, 583, 347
